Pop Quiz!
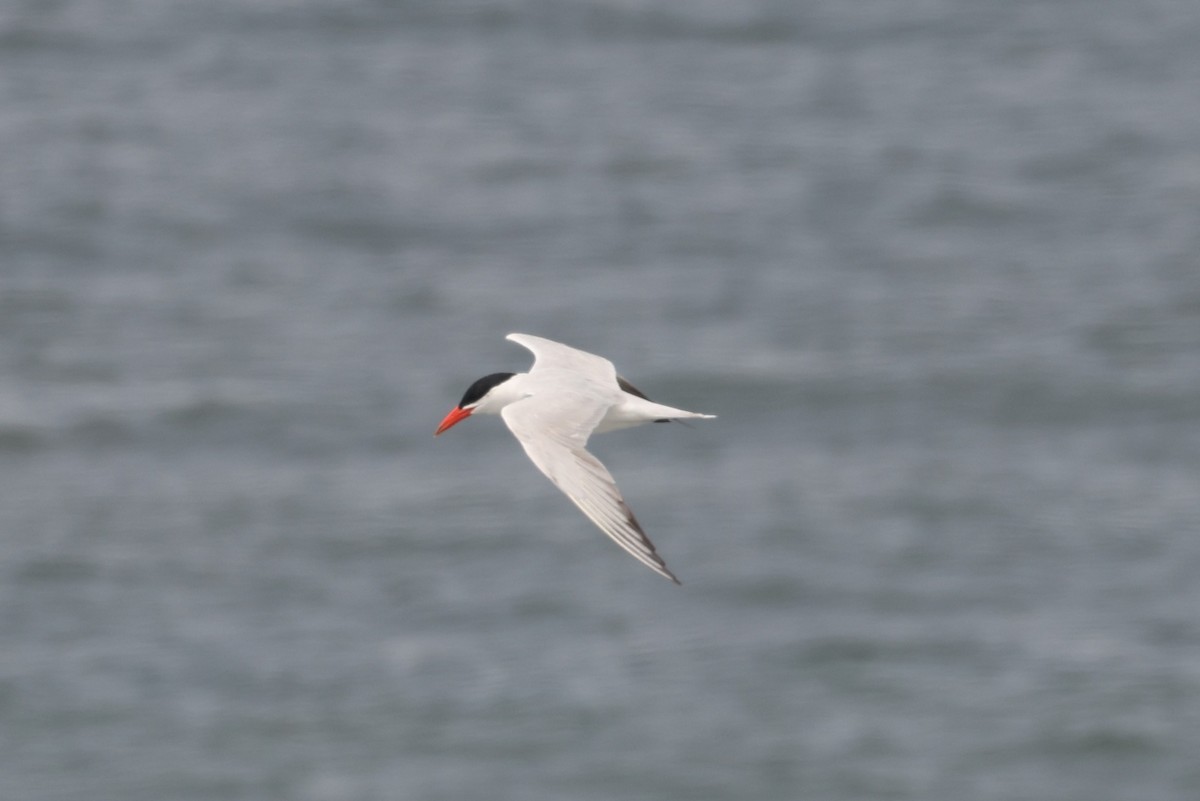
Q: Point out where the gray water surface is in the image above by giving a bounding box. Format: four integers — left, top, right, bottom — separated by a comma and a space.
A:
3, 2, 1200, 800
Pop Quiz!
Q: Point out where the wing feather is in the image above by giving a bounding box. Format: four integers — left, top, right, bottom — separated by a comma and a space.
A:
506, 333, 617, 384
501, 397, 680, 584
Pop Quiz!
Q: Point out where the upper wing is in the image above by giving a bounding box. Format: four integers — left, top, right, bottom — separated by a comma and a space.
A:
506, 333, 617, 384
501, 395, 680, 584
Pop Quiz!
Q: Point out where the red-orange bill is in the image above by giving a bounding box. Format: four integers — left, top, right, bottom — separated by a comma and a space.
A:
434, 406, 472, 436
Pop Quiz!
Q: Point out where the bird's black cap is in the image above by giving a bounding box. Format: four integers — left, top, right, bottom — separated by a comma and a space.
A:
459, 372, 515, 408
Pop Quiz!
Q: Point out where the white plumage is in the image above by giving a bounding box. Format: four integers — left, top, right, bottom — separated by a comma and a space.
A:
435, 333, 716, 583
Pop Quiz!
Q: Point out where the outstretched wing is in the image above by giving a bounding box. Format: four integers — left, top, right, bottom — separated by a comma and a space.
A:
506, 333, 618, 384
501, 393, 680, 584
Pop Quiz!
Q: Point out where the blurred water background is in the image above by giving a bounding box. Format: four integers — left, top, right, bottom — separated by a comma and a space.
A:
3, 1, 1200, 799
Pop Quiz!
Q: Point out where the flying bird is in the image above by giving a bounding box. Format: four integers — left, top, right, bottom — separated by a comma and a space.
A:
434, 333, 715, 583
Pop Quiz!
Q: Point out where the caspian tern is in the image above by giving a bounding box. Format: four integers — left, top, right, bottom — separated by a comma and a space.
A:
434, 333, 715, 584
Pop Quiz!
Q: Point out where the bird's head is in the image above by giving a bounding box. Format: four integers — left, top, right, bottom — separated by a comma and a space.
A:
434, 372, 518, 435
